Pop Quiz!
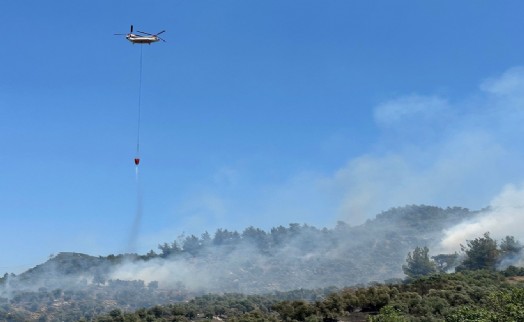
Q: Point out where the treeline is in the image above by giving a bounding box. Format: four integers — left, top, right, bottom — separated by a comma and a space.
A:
155, 224, 335, 259
6, 205, 475, 283
104, 205, 474, 261
402, 233, 523, 279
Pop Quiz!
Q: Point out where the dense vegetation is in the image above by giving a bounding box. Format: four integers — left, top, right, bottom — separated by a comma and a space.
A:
87, 269, 524, 322
89, 231, 524, 322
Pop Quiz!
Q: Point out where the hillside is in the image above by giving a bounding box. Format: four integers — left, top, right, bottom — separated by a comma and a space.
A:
0, 205, 477, 321
92, 269, 524, 322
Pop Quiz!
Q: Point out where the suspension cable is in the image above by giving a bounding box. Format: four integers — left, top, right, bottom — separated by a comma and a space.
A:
137, 45, 143, 158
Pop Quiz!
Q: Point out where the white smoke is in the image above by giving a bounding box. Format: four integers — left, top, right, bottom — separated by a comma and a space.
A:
440, 183, 524, 253
109, 257, 213, 290
331, 67, 524, 222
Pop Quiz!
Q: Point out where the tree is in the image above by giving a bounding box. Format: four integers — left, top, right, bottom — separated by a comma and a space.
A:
147, 281, 159, 290
93, 270, 106, 286
242, 226, 269, 250
499, 235, 522, 257
432, 253, 459, 272
370, 305, 408, 322
402, 246, 437, 279
158, 241, 182, 258
0, 273, 8, 286
497, 235, 523, 269
457, 232, 499, 271
213, 229, 240, 246
201, 231, 212, 246
182, 234, 202, 256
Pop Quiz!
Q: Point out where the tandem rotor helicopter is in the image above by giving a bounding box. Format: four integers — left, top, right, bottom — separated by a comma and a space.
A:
114, 25, 166, 44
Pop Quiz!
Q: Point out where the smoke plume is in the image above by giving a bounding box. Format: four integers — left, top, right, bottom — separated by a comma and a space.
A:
440, 183, 524, 253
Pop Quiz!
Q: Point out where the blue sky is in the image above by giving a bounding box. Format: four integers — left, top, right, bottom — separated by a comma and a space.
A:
2, 0, 524, 272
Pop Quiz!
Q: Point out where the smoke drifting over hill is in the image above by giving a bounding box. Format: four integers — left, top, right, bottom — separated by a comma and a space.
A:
111, 68, 524, 288
441, 183, 524, 255
0, 206, 478, 299
333, 67, 524, 222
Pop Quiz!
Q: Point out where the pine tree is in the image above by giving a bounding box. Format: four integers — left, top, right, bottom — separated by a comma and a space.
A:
402, 246, 437, 279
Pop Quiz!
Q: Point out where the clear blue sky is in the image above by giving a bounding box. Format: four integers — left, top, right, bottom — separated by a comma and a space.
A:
2, 0, 524, 272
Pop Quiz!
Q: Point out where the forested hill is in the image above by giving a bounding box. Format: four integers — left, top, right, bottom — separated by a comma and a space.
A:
4, 205, 475, 293
0, 205, 478, 321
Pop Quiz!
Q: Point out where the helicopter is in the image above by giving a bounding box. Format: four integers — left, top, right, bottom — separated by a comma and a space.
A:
115, 25, 166, 44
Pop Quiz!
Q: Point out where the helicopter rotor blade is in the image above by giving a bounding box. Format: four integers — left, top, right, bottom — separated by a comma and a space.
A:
136, 30, 154, 36
130, 25, 134, 33
155, 30, 166, 36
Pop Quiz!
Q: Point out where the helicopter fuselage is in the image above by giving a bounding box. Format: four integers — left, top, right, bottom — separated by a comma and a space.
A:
126, 34, 160, 44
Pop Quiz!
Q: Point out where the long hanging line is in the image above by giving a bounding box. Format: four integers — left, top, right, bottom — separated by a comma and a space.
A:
130, 45, 144, 253
135, 45, 143, 166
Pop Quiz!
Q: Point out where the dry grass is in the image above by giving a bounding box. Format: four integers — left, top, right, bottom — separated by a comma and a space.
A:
507, 276, 524, 284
